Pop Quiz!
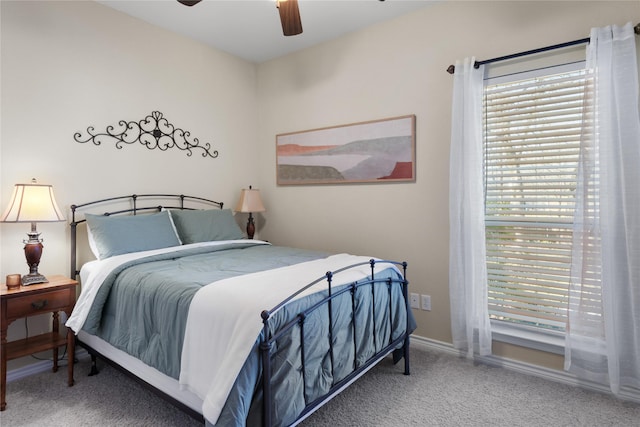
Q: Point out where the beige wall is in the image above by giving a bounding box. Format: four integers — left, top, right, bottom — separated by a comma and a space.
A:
1, 0, 259, 368
256, 1, 639, 369
1, 0, 638, 373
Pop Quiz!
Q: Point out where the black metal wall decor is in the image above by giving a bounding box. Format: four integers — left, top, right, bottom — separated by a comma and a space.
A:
74, 111, 219, 159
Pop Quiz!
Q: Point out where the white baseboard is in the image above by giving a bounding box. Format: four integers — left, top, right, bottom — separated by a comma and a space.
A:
409, 334, 640, 404
6, 348, 90, 383
9, 337, 638, 404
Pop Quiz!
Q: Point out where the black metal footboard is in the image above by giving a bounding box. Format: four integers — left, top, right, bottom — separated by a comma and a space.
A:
259, 259, 410, 427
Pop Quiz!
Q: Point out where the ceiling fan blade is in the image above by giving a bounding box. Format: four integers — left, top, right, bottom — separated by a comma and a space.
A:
277, 0, 303, 36
177, 0, 202, 6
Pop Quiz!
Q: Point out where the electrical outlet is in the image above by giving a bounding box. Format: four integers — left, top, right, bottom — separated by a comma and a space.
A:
410, 293, 420, 309
421, 294, 432, 311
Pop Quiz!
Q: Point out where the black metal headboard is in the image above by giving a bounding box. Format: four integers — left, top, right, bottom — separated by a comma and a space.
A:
69, 194, 223, 279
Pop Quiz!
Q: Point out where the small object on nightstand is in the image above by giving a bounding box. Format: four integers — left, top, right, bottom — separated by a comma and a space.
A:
4, 275, 21, 290
1, 275, 79, 411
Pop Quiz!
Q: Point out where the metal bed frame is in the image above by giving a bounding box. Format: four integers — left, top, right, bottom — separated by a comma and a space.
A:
69, 193, 411, 426
260, 259, 410, 426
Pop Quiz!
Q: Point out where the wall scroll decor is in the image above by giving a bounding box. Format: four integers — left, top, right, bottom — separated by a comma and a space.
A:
74, 111, 219, 158
276, 115, 415, 185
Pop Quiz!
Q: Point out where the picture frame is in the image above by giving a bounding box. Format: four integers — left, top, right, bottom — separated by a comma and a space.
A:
276, 115, 416, 185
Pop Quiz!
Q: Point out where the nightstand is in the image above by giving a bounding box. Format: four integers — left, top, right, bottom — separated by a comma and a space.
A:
1, 275, 79, 411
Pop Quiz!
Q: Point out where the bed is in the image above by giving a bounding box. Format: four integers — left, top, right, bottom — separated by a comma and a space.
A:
66, 194, 415, 426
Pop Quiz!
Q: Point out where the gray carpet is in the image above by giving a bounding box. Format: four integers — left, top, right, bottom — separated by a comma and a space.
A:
1, 346, 638, 426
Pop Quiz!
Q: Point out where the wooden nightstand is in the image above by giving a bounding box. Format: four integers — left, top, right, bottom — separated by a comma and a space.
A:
1, 275, 79, 411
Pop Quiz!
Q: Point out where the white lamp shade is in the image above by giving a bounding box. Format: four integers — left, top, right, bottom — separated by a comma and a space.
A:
234, 188, 266, 213
1, 181, 64, 223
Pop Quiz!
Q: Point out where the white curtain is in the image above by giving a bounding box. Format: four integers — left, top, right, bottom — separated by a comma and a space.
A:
566, 22, 640, 396
449, 58, 492, 357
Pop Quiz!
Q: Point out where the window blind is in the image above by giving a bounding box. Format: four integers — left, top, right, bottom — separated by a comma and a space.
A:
483, 68, 592, 331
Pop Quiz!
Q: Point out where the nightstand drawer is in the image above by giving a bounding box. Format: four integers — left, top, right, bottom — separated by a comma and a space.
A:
5, 289, 72, 319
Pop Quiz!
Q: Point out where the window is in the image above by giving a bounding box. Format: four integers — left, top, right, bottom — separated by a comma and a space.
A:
483, 64, 594, 334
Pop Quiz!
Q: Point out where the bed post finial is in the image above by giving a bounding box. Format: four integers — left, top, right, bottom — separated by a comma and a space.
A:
260, 309, 273, 427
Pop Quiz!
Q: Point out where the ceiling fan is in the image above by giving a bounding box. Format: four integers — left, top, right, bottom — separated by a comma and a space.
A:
177, 0, 303, 36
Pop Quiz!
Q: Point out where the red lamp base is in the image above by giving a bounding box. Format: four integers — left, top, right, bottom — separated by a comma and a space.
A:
246, 213, 256, 239
22, 233, 48, 286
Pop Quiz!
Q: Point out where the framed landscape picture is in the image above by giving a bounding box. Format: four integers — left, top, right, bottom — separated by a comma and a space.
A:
276, 115, 416, 185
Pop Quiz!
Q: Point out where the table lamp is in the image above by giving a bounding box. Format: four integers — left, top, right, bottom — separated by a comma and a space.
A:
1, 179, 65, 285
234, 185, 266, 239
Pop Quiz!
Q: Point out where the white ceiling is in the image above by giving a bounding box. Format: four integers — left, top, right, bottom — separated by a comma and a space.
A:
97, 0, 435, 63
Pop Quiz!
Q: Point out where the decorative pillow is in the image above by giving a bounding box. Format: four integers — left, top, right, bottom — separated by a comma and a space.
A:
85, 210, 181, 259
168, 208, 244, 244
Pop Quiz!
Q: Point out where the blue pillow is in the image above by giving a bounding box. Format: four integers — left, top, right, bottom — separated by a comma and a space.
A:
169, 209, 244, 244
85, 211, 181, 259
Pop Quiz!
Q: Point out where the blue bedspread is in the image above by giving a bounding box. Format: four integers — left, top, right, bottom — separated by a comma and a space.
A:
80, 243, 414, 426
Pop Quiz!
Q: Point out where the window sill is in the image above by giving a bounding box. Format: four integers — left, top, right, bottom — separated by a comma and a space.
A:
491, 321, 565, 355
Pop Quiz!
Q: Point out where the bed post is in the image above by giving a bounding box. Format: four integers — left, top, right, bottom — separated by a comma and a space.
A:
326, 271, 335, 378
402, 261, 410, 375
260, 310, 273, 427
70, 205, 78, 279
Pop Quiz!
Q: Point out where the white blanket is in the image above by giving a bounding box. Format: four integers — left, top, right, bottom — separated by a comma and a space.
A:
179, 253, 393, 424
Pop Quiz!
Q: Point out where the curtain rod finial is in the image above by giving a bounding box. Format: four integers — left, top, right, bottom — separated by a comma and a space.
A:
446, 65, 455, 74
635, 22, 640, 35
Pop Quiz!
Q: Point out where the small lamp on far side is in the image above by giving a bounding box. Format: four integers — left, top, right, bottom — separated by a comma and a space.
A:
234, 186, 266, 239
1, 179, 65, 285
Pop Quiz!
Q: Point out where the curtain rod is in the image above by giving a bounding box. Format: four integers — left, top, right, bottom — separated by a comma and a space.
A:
446, 22, 640, 74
